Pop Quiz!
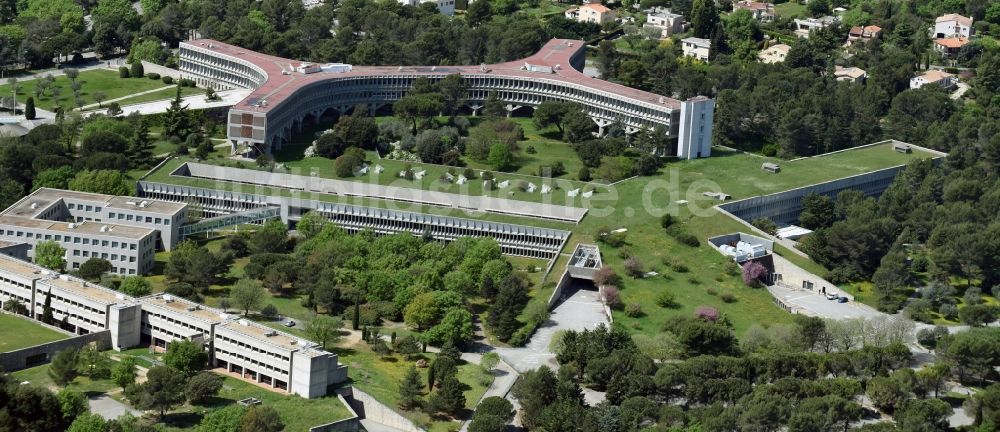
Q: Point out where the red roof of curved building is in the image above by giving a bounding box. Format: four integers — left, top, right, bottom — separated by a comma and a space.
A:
184, 38, 683, 113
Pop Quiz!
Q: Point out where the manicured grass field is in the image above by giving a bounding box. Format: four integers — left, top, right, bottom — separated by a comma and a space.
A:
774, 1, 809, 18
186, 376, 353, 431
339, 341, 490, 432
0, 69, 181, 112
11, 361, 122, 395
84, 85, 204, 112
0, 313, 68, 352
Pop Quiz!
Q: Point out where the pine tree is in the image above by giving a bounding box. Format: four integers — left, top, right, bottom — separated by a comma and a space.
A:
127, 120, 155, 168
352, 301, 360, 330
483, 91, 506, 118
163, 88, 192, 140
427, 375, 466, 417
42, 289, 54, 324
398, 366, 424, 410
690, 0, 719, 38
25, 97, 35, 120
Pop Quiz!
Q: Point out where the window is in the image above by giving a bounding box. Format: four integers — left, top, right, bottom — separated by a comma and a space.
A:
109, 212, 115, 218
85, 205, 92, 211
95, 207, 101, 213
155, 218, 162, 224
68, 203, 76, 209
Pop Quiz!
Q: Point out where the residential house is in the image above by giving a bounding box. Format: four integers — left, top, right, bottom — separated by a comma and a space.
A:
732, 0, 776, 22
681, 37, 711, 61
566, 3, 617, 25
397, 0, 455, 15
758, 43, 791, 63
644, 9, 686, 38
834, 66, 867, 83
847, 25, 882, 45
909, 70, 957, 90
793, 16, 838, 38
934, 13, 973, 38
934, 37, 969, 57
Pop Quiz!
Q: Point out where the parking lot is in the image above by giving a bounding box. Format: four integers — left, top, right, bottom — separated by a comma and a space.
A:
769, 283, 884, 320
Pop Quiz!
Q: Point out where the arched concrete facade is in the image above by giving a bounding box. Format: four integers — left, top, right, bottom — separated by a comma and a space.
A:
179, 38, 715, 160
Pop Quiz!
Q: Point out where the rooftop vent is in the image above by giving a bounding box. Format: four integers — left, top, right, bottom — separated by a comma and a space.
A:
59, 274, 70, 281
239, 319, 249, 326
116, 294, 125, 300
126, 201, 137, 206
67, 223, 76, 229
163, 294, 174, 303
100, 225, 109, 233
29, 203, 37, 209
264, 330, 277, 337
139, 201, 149, 208
186, 306, 200, 312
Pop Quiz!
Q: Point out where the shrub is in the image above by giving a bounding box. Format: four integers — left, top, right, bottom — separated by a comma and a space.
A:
179, 78, 196, 87
664, 257, 688, 273
593, 267, 621, 286
916, 326, 948, 349
625, 303, 643, 317
162, 76, 174, 84
667, 225, 700, 247
260, 304, 278, 319
655, 290, 678, 308
578, 167, 591, 181
118, 66, 130, 78
624, 256, 644, 278
706, 287, 718, 296
741, 261, 769, 287
604, 232, 627, 248
910, 255, 928, 272
601, 286, 621, 308
720, 293, 736, 303
938, 303, 958, 320
147, 72, 161, 80
751, 218, 777, 235
903, 299, 934, 323
660, 214, 674, 229
130, 62, 144, 78
695, 306, 719, 321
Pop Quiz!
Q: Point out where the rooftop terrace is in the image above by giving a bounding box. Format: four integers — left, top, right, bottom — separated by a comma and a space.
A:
140, 293, 230, 324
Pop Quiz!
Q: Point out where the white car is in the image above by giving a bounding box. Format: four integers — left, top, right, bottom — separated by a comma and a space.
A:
825, 292, 839, 300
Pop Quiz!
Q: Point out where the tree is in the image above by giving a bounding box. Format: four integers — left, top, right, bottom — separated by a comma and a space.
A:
895, 398, 953, 431
482, 91, 506, 118
306, 315, 343, 349
57, 389, 89, 421
78, 258, 112, 280
69, 170, 132, 195
186, 371, 224, 405
533, 101, 571, 133
34, 240, 66, 271
799, 193, 835, 229
126, 120, 154, 168
426, 374, 466, 417
866, 376, 906, 412
67, 413, 107, 432
231, 279, 267, 316
690, 0, 718, 38
48, 347, 79, 385
240, 406, 284, 432
163, 87, 192, 140
487, 143, 513, 171
25, 96, 35, 120
438, 74, 466, 116
119, 275, 151, 297
562, 109, 596, 143
296, 210, 329, 239
197, 405, 247, 432
164, 339, 208, 376
41, 289, 54, 324
93, 91, 107, 108
513, 366, 558, 429
394, 94, 444, 133
466, 0, 493, 26
33, 167, 76, 191
111, 356, 137, 389
424, 308, 475, 347
399, 366, 424, 410
126, 366, 187, 419
249, 219, 289, 254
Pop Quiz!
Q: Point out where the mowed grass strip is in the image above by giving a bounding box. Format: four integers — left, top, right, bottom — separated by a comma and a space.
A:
0, 313, 68, 352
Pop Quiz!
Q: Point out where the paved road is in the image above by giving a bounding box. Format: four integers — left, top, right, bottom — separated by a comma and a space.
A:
494, 286, 608, 373
89, 394, 140, 421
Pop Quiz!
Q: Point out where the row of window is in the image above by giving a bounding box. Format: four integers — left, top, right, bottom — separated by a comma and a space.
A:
70, 261, 137, 275
215, 333, 291, 363
107, 212, 172, 226
144, 310, 210, 336
42, 305, 105, 329
215, 347, 289, 377
67, 203, 102, 213
143, 322, 196, 341
0, 275, 30, 290
39, 292, 106, 316
72, 250, 137, 263
1, 230, 140, 249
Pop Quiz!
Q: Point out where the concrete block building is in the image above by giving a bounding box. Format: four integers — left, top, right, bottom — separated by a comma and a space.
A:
0, 254, 347, 398
0, 189, 187, 275
178, 38, 715, 159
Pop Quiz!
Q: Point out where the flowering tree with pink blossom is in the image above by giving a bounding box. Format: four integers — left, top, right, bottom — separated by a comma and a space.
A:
742, 260, 769, 287
695, 306, 719, 321
601, 285, 621, 308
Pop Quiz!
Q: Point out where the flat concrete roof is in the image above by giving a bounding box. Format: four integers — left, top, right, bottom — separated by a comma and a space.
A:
179, 162, 589, 223
38, 274, 129, 305
140, 294, 230, 324
184, 38, 683, 115
105, 196, 187, 215
0, 189, 166, 240
0, 253, 49, 278
218, 319, 313, 352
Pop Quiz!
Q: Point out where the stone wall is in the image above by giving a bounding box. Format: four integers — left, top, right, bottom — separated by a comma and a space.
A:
346, 387, 424, 432
308, 393, 361, 432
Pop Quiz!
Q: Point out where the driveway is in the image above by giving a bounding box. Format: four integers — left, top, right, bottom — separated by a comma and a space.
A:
89, 394, 140, 420
495, 283, 609, 373
768, 283, 884, 320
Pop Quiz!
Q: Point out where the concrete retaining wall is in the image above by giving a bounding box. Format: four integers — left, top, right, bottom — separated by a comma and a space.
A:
1, 329, 111, 371
717, 166, 904, 225
141, 61, 181, 79
308, 393, 361, 432
547, 270, 573, 309
347, 387, 424, 432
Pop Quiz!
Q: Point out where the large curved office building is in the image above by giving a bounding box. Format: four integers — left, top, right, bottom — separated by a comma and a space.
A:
179, 38, 715, 159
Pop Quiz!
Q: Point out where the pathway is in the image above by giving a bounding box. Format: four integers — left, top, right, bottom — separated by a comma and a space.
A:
118, 89, 252, 115
951, 83, 970, 100
78, 85, 178, 111
88, 394, 140, 421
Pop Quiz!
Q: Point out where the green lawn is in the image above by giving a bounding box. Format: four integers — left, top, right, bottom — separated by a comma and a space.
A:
775, 1, 809, 18
11, 362, 122, 395
162, 376, 353, 431
339, 341, 490, 432
267, 118, 609, 208
83, 85, 203, 112
0, 313, 68, 352
0, 69, 181, 112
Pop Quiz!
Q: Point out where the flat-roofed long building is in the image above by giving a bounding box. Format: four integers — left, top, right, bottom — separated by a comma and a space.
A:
214, 318, 347, 398
179, 38, 715, 159
0, 188, 188, 275
0, 255, 347, 397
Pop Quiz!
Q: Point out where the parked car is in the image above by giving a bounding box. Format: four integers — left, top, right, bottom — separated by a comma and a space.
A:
284, 320, 296, 327
826, 292, 839, 300
837, 297, 849, 303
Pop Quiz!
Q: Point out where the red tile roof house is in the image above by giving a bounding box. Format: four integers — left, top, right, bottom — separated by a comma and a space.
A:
732, 0, 776, 22
846, 25, 882, 45
934, 37, 970, 57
